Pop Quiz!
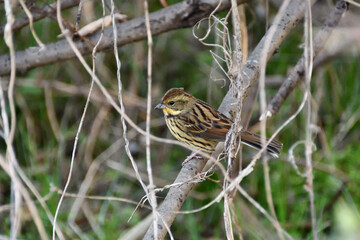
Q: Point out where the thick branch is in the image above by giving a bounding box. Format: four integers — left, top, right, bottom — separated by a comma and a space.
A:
0, 0, 243, 76
266, 0, 348, 116
0, 0, 80, 36
143, 0, 315, 239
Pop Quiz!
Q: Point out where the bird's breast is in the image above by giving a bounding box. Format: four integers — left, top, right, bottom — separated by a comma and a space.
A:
164, 116, 217, 152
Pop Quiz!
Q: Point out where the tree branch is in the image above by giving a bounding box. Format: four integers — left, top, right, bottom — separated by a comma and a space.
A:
0, 0, 245, 76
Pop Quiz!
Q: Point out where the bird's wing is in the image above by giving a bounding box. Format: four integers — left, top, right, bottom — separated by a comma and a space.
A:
178, 100, 232, 140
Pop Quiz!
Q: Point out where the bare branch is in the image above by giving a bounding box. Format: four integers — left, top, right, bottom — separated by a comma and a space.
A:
0, 0, 244, 76
304, 1, 316, 238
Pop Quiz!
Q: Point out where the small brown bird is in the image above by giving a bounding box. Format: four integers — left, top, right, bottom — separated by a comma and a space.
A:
155, 88, 282, 157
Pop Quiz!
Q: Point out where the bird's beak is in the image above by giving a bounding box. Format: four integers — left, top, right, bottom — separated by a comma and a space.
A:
154, 103, 166, 110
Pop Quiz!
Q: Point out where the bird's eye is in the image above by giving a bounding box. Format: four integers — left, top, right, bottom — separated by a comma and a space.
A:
169, 101, 175, 106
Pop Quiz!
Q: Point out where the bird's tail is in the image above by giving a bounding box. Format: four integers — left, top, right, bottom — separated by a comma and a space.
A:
241, 130, 283, 158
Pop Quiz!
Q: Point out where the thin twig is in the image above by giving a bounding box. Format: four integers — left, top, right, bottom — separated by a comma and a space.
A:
222, 0, 244, 238
44, 85, 61, 141
0, 189, 54, 213
109, 0, 150, 209
3, 0, 20, 237
229, 201, 243, 239
237, 186, 294, 240
18, 0, 45, 48
52, 184, 150, 207
258, 1, 292, 240
304, 0, 317, 239
75, 0, 84, 30
144, 0, 160, 238
83, 106, 110, 165
66, 0, 107, 235
52, 0, 100, 238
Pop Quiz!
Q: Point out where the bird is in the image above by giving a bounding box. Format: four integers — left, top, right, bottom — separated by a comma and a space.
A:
155, 88, 282, 158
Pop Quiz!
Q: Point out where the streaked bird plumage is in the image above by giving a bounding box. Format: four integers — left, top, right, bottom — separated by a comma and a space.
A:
155, 88, 282, 157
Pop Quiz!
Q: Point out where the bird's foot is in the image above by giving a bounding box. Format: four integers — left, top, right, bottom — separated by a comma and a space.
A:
182, 151, 203, 166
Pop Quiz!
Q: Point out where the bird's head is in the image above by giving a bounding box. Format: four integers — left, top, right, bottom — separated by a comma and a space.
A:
155, 88, 194, 116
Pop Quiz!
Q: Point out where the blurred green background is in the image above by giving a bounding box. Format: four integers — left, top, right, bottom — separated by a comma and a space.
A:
0, 0, 359, 239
